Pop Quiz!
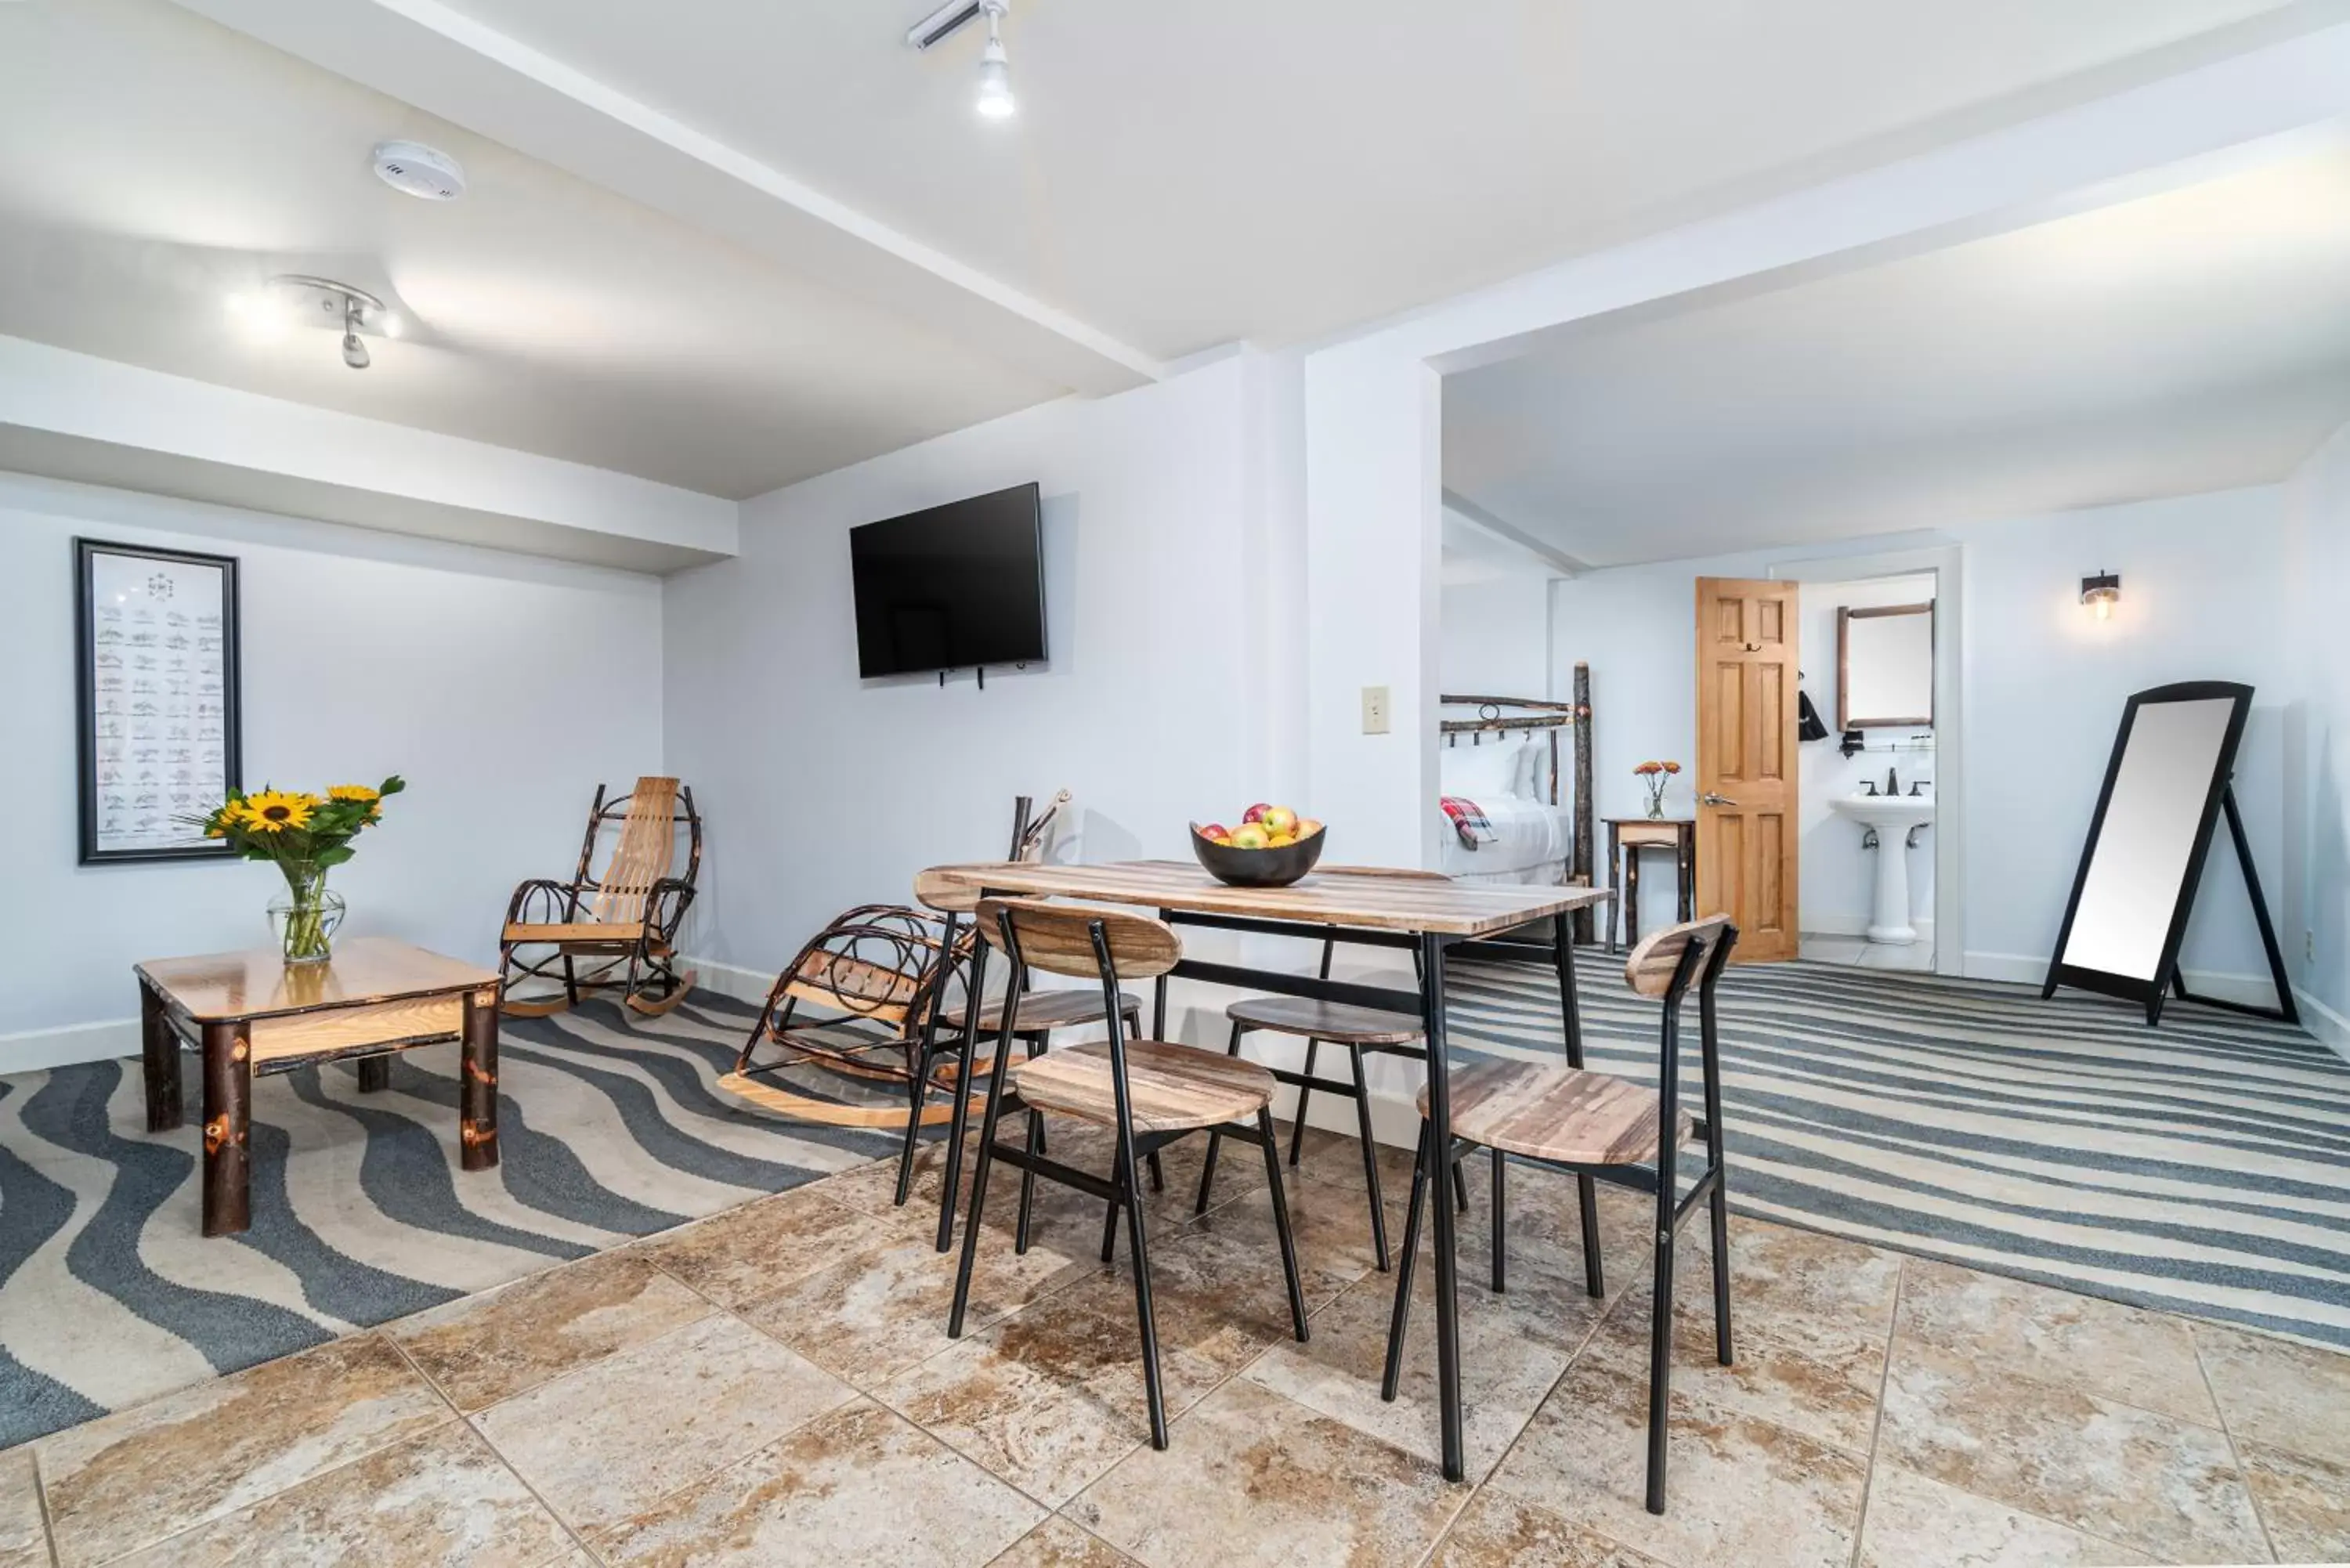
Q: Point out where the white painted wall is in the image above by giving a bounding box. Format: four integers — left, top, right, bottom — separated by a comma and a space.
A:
0, 474, 666, 1071
2283, 418, 2350, 1050
1439, 576, 1553, 700
661, 354, 1303, 1032
1798, 574, 1938, 939
1551, 487, 2294, 985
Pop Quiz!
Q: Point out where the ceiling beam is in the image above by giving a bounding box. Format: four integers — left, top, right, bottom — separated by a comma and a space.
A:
168, 0, 1164, 398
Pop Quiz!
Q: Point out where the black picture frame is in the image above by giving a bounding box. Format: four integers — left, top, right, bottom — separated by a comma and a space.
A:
74, 538, 244, 865
2041, 680, 2294, 1027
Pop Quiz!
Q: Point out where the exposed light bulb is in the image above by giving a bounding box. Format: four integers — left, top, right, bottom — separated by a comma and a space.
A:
2093, 597, 2112, 621
975, 2, 1014, 118
342, 330, 371, 370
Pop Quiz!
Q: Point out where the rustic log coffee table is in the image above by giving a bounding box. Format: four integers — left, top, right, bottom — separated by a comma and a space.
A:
134, 937, 501, 1236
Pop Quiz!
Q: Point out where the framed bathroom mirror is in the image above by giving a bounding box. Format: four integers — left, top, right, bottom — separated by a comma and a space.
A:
2043, 681, 2294, 1025
1838, 602, 1933, 728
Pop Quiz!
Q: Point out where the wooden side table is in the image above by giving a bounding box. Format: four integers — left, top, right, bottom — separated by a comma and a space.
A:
134, 937, 503, 1236
1603, 817, 1697, 953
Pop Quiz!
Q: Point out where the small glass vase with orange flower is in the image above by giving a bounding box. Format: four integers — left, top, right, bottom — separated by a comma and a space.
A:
183, 778, 405, 965
1633, 760, 1681, 820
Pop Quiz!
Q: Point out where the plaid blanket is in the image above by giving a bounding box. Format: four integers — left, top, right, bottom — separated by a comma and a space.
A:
1440, 795, 1496, 850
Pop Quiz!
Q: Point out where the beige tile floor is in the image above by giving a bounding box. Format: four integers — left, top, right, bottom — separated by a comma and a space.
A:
9, 1125, 2348, 1568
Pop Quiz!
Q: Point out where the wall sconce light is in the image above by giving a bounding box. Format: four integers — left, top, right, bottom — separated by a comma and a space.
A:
2080, 569, 2120, 621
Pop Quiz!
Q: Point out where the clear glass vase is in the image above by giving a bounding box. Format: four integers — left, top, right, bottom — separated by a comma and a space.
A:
267, 864, 345, 966
1644, 792, 1667, 820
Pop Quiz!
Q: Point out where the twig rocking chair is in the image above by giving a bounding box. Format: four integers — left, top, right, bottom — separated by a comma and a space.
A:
499, 777, 702, 1018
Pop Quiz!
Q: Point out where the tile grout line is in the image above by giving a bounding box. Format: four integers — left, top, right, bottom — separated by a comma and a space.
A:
1846, 1254, 1905, 1568
376, 1331, 609, 1568
2187, 1324, 2281, 1566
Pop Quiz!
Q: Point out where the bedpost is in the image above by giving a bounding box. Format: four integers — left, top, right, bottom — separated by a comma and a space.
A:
1573, 661, 1595, 946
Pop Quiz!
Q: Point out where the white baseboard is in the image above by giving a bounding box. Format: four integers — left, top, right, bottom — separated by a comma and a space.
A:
679, 956, 776, 1006
2295, 986, 2350, 1062
0, 1017, 139, 1075
1966, 948, 2333, 1040
1805, 913, 1934, 942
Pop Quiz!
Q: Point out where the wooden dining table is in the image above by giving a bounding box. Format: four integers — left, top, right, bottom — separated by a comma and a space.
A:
921, 858, 1612, 1482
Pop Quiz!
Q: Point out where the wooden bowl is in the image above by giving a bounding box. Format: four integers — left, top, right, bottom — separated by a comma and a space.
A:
1189, 823, 1327, 887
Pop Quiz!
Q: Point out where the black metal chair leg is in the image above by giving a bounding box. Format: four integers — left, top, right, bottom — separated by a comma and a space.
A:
934, 1008, 985, 1255
1710, 1159, 1734, 1365
1014, 1108, 1043, 1255
1118, 1133, 1170, 1450
1194, 1017, 1246, 1215
892, 1050, 930, 1207
948, 1081, 1012, 1339
1347, 1044, 1390, 1272
1645, 1225, 1677, 1515
1098, 1175, 1121, 1264
1578, 1174, 1606, 1299
1255, 1110, 1311, 1342
1381, 1123, 1431, 1403
1490, 1147, 1507, 1294
1147, 1150, 1165, 1192
1288, 1038, 1321, 1167
1452, 1158, 1470, 1215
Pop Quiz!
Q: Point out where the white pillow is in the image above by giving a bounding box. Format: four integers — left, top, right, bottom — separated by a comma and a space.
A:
1517, 740, 1550, 800
1441, 741, 1524, 800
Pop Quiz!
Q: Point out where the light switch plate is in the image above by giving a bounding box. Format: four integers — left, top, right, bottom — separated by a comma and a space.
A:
1361, 685, 1390, 735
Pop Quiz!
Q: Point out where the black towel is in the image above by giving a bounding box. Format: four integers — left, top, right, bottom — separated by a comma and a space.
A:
1798, 689, 1830, 742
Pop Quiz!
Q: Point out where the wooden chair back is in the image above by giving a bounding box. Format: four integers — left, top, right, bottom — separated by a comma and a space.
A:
1623, 914, 1736, 999
978, 898, 1182, 981
584, 778, 682, 926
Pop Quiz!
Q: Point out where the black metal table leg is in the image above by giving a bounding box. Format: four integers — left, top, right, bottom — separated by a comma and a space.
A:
1556, 913, 1604, 1298
1419, 930, 1465, 1482
934, 934, 990, 1253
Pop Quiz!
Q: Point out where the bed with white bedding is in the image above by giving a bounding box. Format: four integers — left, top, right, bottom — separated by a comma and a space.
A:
1434, 718, 1581, 886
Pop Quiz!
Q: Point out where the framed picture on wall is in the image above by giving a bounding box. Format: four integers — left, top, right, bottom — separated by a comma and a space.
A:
74, 538, 243, 865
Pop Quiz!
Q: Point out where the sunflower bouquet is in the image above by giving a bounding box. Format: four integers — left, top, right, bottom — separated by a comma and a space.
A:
184, 776, 406, 963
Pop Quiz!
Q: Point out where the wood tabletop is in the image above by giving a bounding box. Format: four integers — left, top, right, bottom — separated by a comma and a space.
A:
924, 860, 1609, 938
136, 937, 499, 1021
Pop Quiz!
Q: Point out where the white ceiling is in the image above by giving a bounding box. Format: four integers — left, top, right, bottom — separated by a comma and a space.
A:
0, 0, 1065, 500
1, 0, 2337, 511
1442, 142, 2350, 568
420, 0, 2307, 359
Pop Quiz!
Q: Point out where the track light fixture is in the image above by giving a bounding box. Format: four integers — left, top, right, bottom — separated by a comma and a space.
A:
905, 0, 1016, 120
228, 276, 394, 370
975, 0, 1014, 118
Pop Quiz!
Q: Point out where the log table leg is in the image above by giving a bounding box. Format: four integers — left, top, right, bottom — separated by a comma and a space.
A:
140, 981, 183, 1133
356, 1056, 392, 1093
460, 987, 500, 1171
201, 1021, 251, 1237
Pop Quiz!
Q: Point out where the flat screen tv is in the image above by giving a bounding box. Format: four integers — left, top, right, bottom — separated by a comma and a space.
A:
849, 482, 1046, 678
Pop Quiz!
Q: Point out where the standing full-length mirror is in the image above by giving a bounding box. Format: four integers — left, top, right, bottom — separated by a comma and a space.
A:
2044, 681, 2294, 1025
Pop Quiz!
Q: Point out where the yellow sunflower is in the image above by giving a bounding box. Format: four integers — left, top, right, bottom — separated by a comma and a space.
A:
237, 790, 319, 833
327, 784, 380, 804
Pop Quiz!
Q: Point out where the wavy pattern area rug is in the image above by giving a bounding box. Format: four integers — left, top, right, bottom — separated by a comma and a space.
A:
1449, 956, 2350, 1351
0, 992, 893, 1450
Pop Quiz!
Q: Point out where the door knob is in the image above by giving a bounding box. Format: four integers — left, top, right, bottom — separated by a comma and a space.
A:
1700, 792, 1738, 807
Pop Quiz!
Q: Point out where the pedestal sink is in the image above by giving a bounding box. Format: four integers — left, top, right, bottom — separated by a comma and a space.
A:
1829, 793, 1936, 944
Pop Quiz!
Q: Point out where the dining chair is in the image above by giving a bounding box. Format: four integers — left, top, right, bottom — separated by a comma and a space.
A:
1380, 912, 1737, 1515
1189, 865, 1466, 1270
948, 897, 1311, 1450
893, 869, 1154, 1249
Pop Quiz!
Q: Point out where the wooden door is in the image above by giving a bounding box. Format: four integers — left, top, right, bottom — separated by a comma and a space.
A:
1694, 578, 1800, 961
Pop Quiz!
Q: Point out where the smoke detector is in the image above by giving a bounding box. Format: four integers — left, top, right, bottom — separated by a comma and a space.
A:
371, 140, 466, 201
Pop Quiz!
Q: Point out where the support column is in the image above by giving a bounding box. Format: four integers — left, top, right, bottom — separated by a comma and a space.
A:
200, 1021, 251, 1237
140, 981, 182, 1132
460, 986, 501, 1171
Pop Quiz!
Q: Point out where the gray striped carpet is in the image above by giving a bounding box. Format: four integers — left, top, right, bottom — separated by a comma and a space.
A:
3, 965, 2345, 1451
0, 992, 894, 1451
1448, 956, 2350, 1351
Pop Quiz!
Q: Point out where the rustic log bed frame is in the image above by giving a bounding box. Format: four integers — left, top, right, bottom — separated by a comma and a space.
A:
1441, 659, 1596, 941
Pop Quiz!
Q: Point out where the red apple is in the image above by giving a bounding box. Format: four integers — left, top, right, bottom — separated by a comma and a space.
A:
1241, 802, 1271, 824
1197, 822, 1230, 840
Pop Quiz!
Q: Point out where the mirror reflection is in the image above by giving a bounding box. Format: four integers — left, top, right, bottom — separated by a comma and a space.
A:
1839, 602, 1933, 728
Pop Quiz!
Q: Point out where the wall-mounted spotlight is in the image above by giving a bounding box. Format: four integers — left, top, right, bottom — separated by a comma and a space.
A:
2080, 569, 2121, 621
906, 0, 1016, 120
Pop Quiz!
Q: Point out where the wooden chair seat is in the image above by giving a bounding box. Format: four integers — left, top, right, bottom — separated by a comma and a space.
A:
940, 988, 1142, 1035
1421, 1059, 1691, 1166
1010, 1039, 1278, 1133
502, 921, 665, 949
1225, 994, 1423, 1046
